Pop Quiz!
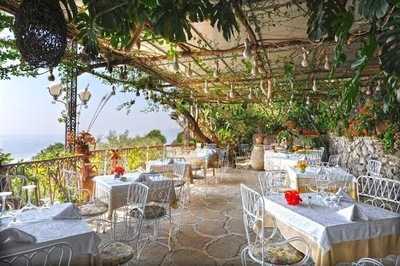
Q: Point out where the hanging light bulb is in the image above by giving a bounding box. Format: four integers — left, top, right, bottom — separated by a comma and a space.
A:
306, 96, 310, 105
229, 84, 234, 99
243, 38, 252, 59
187, 62, 192, 77
260, 80, 266, 95
248, 88, 253, 100
203, 80, 209, 94
324, 55, 330, 70
289, 94, 294, 106
173, 54, 179, 72
48, 67, 55, 81
375, 80, 381, 92
267, 79, 272, 100
251, 58, 259, 76
213, 60, 219, 78
312, 79, 317, 92
301, 47, 309, 68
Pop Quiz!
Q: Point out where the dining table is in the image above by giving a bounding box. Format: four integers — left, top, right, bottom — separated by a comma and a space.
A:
145, 159, 193, 183
93, 172, 176, 219
0, 203, 100, 264
262, 193, 400, 265
264, 150, 305, 171
286, 166, 356, 197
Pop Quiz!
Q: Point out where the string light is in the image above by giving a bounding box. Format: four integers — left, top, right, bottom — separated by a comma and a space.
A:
323, 55, 330, 70
213, 60, 219, 78
375, 80, 381, 92
301, 47, 309, 68
248, 88, 253, 100
229, 83, 234, 99
203, 80, 209, 94
312, 79, 317, 92
306, 96, 310, 105
267, 79, 272, 100
243, 38, 252, 59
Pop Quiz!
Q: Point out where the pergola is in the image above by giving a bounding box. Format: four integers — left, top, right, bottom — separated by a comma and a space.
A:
0, 0, 379, 106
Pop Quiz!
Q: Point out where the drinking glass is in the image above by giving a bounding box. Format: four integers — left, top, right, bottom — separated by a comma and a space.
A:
0, 191, 12, 218
20, 184, 38, 211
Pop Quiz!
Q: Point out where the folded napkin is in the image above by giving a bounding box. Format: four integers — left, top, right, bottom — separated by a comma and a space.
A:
137, 172, 158, 182
337, 204, 369, 221
53, 203, 81, 220
0, 228, 36, 246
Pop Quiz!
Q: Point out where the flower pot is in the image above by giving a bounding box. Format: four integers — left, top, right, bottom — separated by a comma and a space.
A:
250, 145, 264, 170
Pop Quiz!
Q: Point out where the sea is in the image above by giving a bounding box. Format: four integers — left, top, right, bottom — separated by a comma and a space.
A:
0, 134, 64, 162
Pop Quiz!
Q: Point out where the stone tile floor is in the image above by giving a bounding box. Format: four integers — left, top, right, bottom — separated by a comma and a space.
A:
99, 168, 260, 266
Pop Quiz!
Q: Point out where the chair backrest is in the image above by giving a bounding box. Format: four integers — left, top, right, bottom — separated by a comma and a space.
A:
147, 180, 173, 205
305, 149, 323, 166
238, 144, 251, 157
172, 163, 188, 180
240, 184, 265, 249
354, 258, 384, 266
0, 242, 72, 266
328, 154, 340, 167
0, 175, 29, 209
356, 175, 400, 212
366, 159, 382, 177
127, 182, 149, 214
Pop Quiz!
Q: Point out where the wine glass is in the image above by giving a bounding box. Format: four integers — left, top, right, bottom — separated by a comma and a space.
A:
0, 191, 12, 218
20, 184, 38, 211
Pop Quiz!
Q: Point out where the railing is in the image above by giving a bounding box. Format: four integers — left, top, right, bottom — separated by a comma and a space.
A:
0, 144, 193, 205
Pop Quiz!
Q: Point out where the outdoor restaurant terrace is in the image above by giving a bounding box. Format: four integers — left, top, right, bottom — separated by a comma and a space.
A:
0, 0, 400, 265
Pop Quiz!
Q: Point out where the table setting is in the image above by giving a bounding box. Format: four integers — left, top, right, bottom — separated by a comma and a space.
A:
0, 199, 100, 263
260, 189, 400, 265
93, 167, 177, 218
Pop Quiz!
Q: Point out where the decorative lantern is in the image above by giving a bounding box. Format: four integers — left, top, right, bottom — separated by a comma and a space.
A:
14, 0, 67, 68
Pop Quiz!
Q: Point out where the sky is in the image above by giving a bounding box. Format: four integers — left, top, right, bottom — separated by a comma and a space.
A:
0, 72, 181, 143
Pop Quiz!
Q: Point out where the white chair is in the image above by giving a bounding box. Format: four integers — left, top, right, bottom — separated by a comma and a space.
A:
366, 159, 382, 177
353, 258, 384, 266
0, 242, 73, 266
99, 182, 149, 266
240, 184, 310, 266
258, 170, 287, 197
327, 154, 340, 167
356, 175, 400, 212
305, 149, 324, 166
235, 144, 251, 168
171, 163, 191, 208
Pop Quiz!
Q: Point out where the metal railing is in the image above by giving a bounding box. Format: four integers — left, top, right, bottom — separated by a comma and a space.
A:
0, 144, 193, 205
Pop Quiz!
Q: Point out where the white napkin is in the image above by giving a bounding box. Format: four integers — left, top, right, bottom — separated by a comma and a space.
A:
53, 203, 81, 220
0, 228, 36, 246
337, 204, 369, 221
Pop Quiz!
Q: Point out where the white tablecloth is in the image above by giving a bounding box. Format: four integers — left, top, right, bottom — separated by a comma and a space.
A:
146, 159, 174, 173
94, 172, 173, 218
287, 166, 356, 190
0, 203, 100, 257
264, 150, 304, 170
263, 193, 400, 251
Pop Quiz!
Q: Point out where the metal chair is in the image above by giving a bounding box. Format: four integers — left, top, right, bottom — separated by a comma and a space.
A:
239, 184, 310, 266
235, 144, 251, 168
305, 149, 324, 167
356, 175, 400, 212
258, 170, 288, 197
171, 163, 191, 208
353, 258, 384, 266
0, 174, 30, 209
327, 154, 340, 167
0, 242, 73, 266
99, 182, 149, 266
366, 159, 382, 177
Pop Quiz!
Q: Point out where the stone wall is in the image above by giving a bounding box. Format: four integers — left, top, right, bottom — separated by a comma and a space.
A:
328, 135, 400, 180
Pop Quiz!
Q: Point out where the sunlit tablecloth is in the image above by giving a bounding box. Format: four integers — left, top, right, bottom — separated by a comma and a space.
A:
264, 150, 304, 170
287, 166, 356, 193
0, 203, 100, 258
146, 160, 192, 182
263, 194, 400, 265
94, 172, 175, 218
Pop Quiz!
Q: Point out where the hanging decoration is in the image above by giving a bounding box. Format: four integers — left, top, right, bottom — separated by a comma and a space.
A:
243, 38, 252, 59
323, 55, 330, 70
14, 0, 67, 68
213, 60, 219, 78
173, 54, 179, 72
267, 79, 272, 100
312, 79, 317, 92
248, 88, 253, 100
375, 80, 381, 92
187, 63, 192, 77
251, 58, 259, 76
203, 80, 209, 94
301, 47, 309, 68
229, 83, 234, 99
260, 80, 266, 95
306, 96, 310, 105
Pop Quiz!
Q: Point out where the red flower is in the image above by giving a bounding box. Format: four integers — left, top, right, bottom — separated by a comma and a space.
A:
113, 165, 125, 176
284, 190, 302, 205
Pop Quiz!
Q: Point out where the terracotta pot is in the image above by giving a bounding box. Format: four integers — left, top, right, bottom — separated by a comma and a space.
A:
250, 145, 264, 170
253, 133, 264, 145
286, 120, 297, 129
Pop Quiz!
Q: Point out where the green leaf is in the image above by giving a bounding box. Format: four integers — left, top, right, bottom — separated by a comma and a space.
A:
378, 8, 400, 76
306, 0, 347, 42
358, 0, 390, 19
209, 0, 239, 41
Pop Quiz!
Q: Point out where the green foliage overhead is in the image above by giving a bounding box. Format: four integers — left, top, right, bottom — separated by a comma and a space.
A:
32, 143, 71, 161
0, 149, 12, 165
358, 0, 390, 19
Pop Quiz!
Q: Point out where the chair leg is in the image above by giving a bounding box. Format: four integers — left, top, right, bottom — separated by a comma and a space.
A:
240, 247, 248, 266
